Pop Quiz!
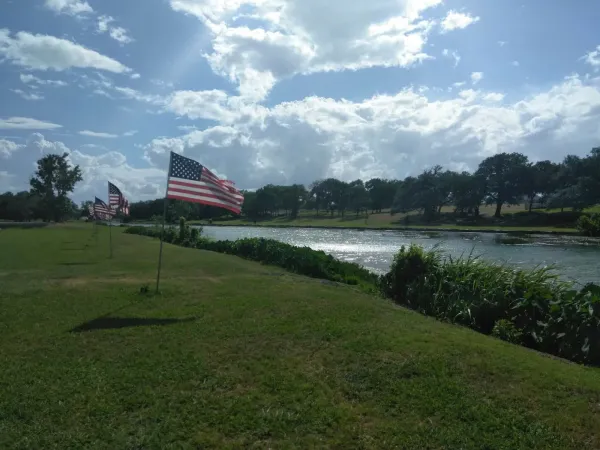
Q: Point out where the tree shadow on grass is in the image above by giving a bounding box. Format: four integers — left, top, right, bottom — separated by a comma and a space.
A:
70, 316, 198, 333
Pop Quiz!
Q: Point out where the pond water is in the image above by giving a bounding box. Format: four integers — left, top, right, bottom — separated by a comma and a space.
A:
196, 226, 600, 285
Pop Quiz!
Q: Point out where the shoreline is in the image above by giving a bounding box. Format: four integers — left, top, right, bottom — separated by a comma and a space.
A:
186, 222, 580, 236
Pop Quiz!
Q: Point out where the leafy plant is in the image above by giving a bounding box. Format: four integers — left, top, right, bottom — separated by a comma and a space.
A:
577, 214, 600, 237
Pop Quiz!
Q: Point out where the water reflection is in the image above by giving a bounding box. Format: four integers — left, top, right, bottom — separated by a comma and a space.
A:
196, 226, 600, 285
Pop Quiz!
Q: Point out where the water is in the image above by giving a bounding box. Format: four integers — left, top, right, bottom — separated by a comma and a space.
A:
197, 226, 600, 285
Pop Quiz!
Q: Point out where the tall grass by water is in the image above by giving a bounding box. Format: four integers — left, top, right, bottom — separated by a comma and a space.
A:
380, 245, 600, 365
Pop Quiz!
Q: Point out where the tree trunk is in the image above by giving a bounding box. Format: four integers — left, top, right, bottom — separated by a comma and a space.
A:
494, 202, 502, 218
438, 205, 443, 214
528, 196, 534, 213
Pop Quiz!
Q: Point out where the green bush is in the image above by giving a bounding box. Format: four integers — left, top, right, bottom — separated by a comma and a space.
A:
577, 214, 600, 237
125, 226, 379, 290
381, 244, 600, 366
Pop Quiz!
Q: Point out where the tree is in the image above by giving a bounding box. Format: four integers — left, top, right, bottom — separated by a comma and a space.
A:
476, 152, 529, 218
522, 160, 560, 212
29, 153, 82, 222
451, 172, 485, 216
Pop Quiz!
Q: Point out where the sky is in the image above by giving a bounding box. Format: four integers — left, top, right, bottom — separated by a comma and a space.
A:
1, 0, 600, 202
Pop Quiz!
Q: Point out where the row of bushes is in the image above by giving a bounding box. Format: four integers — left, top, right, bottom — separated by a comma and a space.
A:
380, 245, 600, 366
124, 223, 379, 289
125, 222, 600, 366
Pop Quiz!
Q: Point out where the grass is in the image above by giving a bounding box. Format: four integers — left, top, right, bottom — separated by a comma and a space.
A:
1, 224, 600, 448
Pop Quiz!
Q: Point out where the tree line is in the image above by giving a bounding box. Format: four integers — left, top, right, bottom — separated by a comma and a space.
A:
2, 148, 599, 223
239, 148, 600, 221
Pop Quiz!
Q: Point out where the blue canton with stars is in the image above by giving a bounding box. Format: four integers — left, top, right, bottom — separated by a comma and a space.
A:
169, 152, 204, 181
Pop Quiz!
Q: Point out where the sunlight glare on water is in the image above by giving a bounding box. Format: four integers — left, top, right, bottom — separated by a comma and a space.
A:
196, 226, 600, 285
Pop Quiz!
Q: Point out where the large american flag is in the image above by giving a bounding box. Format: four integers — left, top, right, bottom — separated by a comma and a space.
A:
94, 196, 115, 219
108, 181, 130, 215
166, 152, 244, 214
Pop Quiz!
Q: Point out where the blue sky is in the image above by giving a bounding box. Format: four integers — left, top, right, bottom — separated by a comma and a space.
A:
1, 0, 600, 201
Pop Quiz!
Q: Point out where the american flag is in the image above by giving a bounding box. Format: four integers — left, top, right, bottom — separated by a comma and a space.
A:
108, 181, 130, 215
166, 152, 244, 214
94, 196, 115, 219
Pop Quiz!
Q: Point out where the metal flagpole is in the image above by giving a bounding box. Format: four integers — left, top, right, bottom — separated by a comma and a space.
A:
108, 183, 113, 259
155, 153, 173, 293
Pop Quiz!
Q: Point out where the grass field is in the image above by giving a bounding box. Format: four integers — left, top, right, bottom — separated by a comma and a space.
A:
192, 205, 587, 234
2, 225, 600, 448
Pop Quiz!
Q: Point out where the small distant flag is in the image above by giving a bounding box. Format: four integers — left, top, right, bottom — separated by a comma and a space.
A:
94, 196, 115, 220
108, 181, 130, 216
166, 152, 244, 214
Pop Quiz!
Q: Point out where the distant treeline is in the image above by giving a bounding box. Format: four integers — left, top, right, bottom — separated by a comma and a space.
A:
2, 148, 599, 223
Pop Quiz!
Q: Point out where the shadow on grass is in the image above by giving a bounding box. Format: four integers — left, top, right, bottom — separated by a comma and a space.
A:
70, 316, 198, 332
59, 261, 93, 266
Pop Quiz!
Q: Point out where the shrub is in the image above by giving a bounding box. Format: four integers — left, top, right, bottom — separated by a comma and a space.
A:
577, 214, 600, 237
381, 244, 600, 366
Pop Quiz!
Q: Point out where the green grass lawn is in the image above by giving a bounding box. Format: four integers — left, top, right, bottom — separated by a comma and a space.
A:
1, 225, 600, 448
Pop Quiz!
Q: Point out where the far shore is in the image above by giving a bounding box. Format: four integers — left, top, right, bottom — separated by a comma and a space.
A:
181, 221, 580, 236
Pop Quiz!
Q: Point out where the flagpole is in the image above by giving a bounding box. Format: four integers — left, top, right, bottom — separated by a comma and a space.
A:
155, 153, 173, 293
108, 183, 113, 259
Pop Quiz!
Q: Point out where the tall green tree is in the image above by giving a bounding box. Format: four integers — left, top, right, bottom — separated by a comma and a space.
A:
29, 153, 82, 222
476, 152, 529, 218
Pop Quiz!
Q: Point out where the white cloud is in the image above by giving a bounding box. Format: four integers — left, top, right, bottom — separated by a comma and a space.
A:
482, 92, 505, 102
169, 0, 446, 99
442, 48, 461, 67
512, 60, 520, 67
584, 45, 600, 70
0, 29, 130, 73
471, 72, 484, 84
97, 16, 134, 44
79, 130, 119, 138
0, 117, 62, 130
20, 73, 67, 86
44, 0, 93, 16
0, 133, 165, 198
0, 139, 19, 158
441, 11, 480, 32
143, 74, 600, 189
130, 73, 141, 80
498, 40, 507, 47
123, 130, 138, 137
11, 89, 44, 101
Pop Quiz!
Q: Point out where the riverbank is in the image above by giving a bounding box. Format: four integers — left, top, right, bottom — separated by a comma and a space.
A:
188, 220, 579, 235
2, 224, 599, 448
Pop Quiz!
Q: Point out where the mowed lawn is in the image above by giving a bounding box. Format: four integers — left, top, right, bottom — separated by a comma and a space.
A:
1, 225, 600, 449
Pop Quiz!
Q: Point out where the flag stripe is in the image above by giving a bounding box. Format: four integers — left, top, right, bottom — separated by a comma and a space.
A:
167, 192, 241, 214
168, 179, 243, 203
167, 186, 242, 206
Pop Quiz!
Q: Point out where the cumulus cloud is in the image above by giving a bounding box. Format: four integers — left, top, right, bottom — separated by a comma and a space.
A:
471, 72, 484, 84
79, 130, 119, 138
0, 133, 165, 199
0, 117, 62, 129
140, 74, 600, 190
169, 0, 450, 99
123, 130, 138, 137
0, 29, 130, 73
44, 0, 93, 16
440, 11, 480, 32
